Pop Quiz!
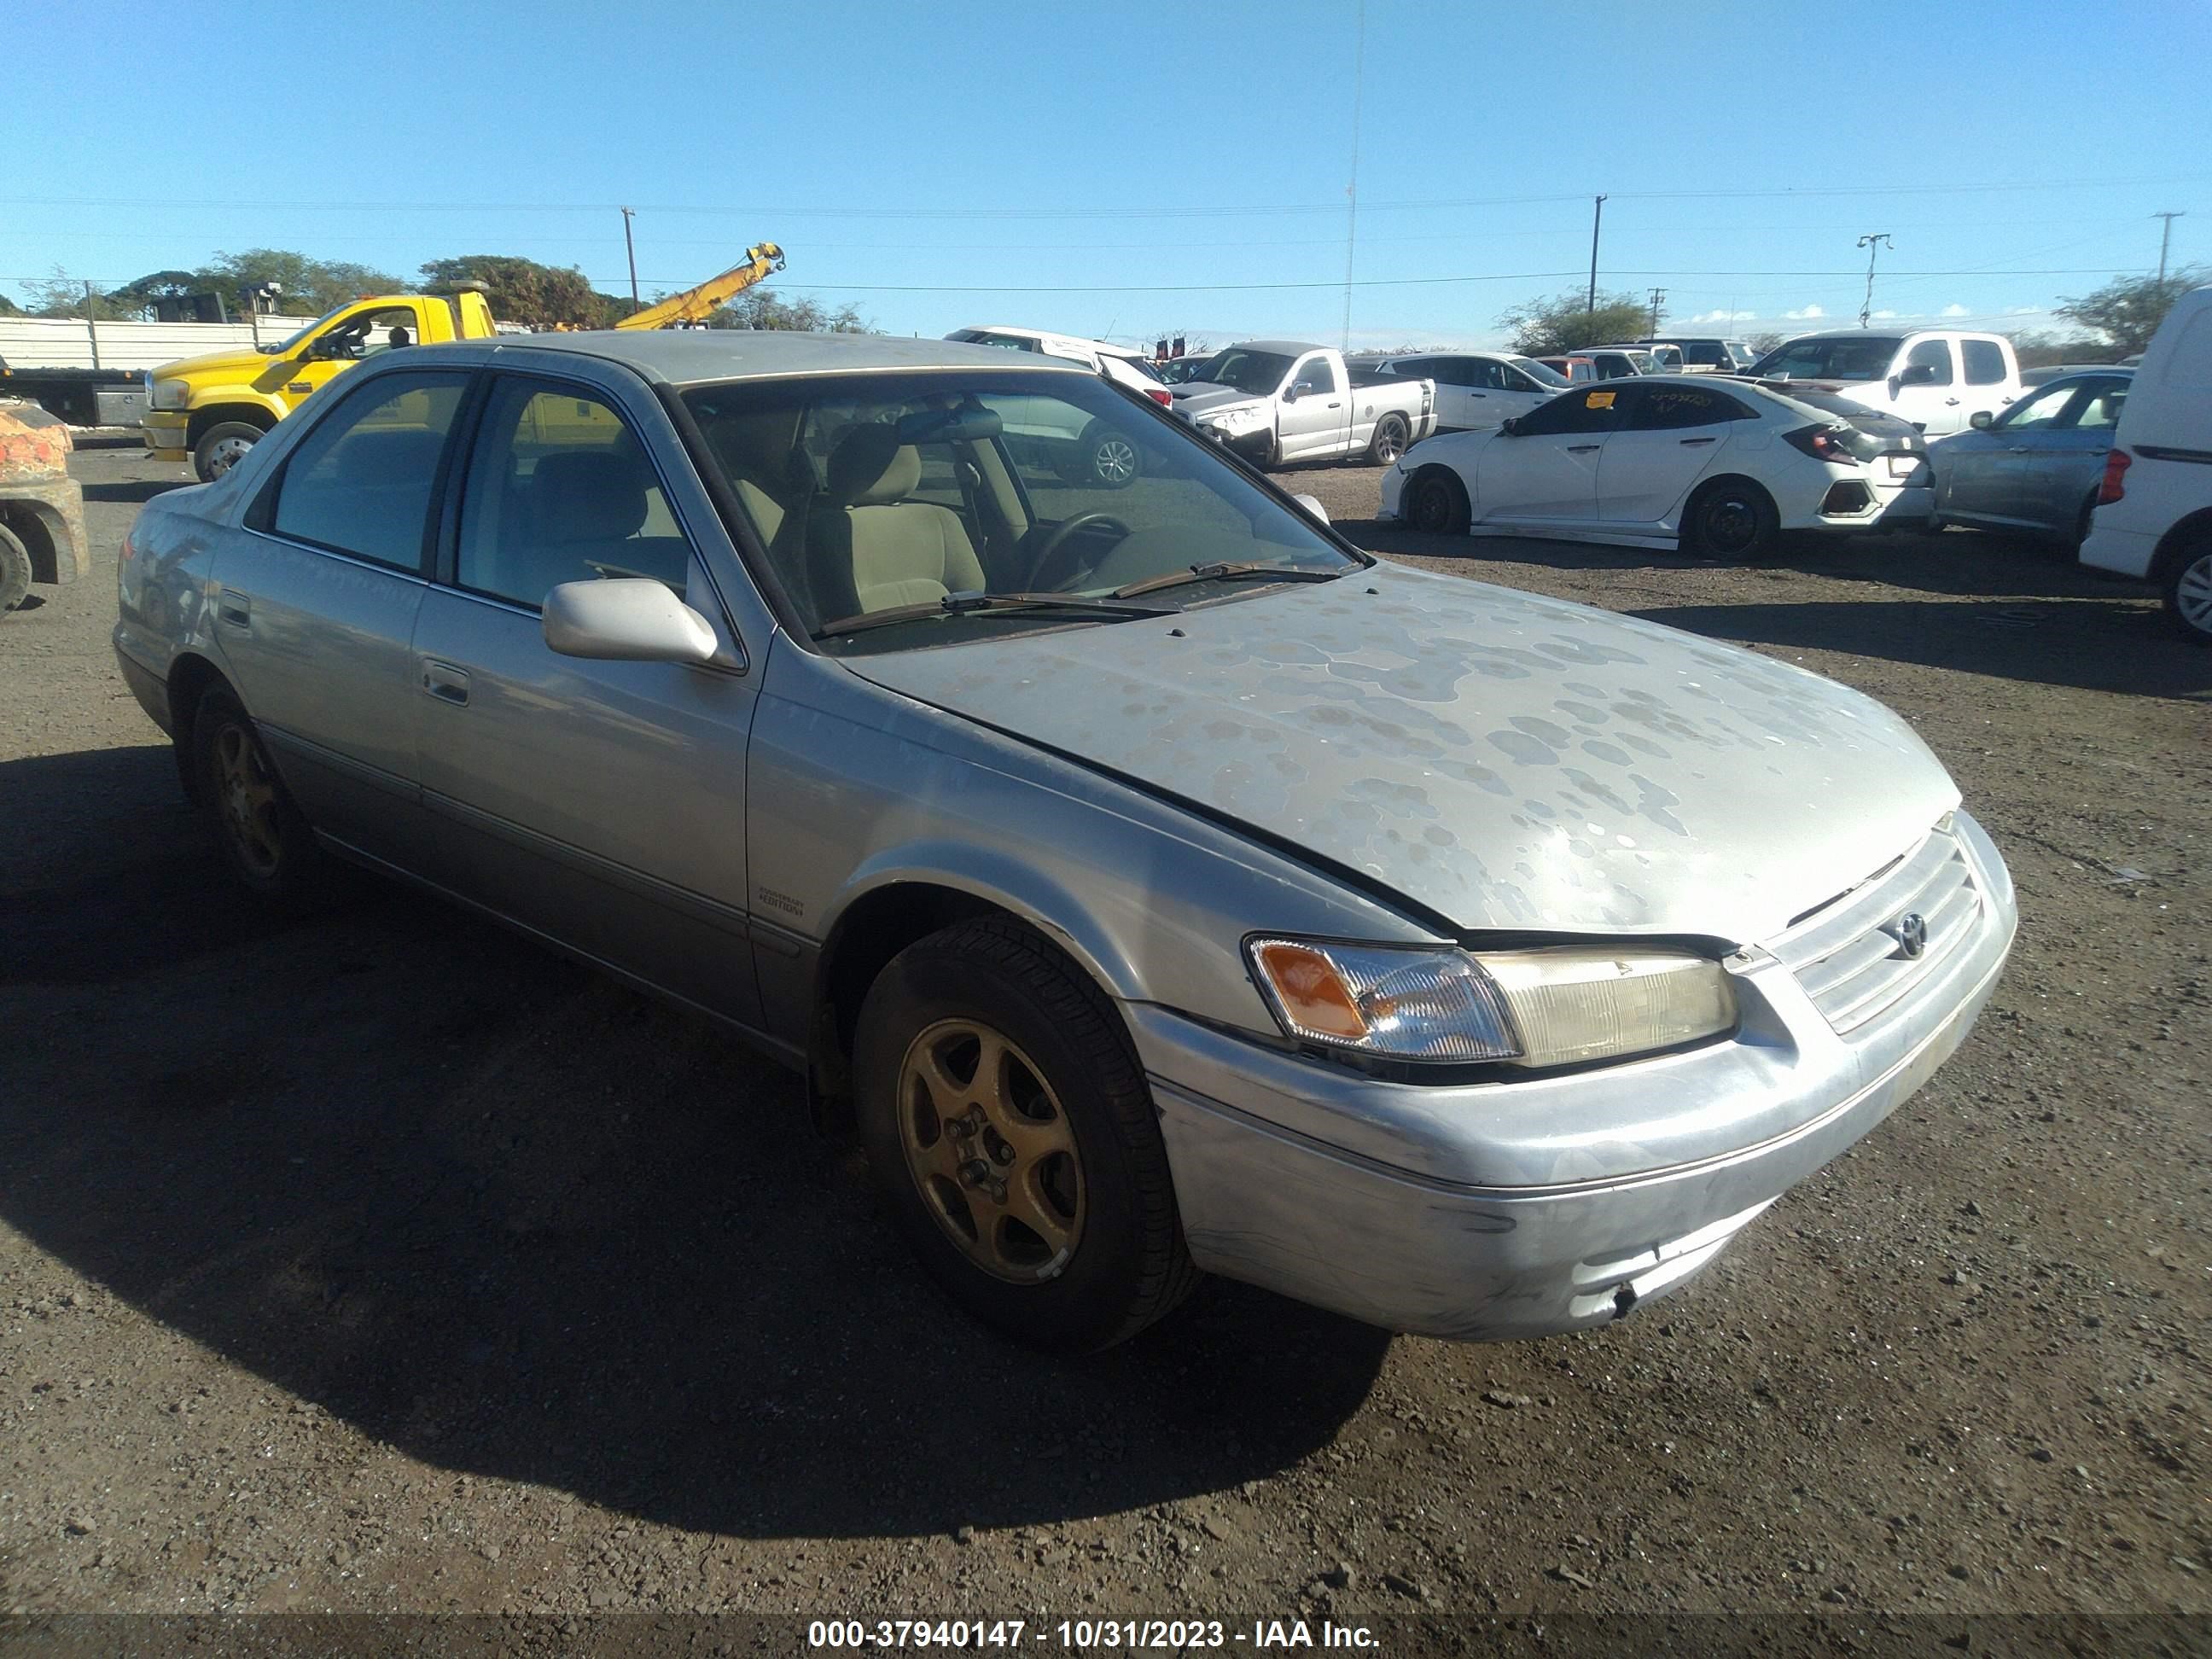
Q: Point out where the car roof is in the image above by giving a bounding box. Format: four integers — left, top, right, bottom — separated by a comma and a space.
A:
1227, 339, 1324, 355
395, 329, 1094, 387
953, 324, 1149, 360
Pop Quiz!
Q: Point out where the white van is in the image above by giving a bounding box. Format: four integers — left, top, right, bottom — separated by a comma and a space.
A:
2079, 284, 2212, 642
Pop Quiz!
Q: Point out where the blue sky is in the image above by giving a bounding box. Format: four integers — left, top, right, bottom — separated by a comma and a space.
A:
4, 0, 2207, 351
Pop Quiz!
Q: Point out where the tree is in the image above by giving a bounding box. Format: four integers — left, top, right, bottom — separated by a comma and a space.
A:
0, 292, 19, 317
418, 254, 633, 329
1498, 288, 1653, 355
194, 249, 406, 315
102, 270, 205, 319
704, 288, 873, 333
1744, 330, 1785, 357
2006, 330, 2127, 370
22, 266, 96, 318
2053, 268, 2206, 357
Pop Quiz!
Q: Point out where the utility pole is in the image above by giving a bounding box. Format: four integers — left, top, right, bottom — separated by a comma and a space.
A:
1856, 233, 1893, 328
2154, 211, 2185, 285
620, 207, 640, 307
1340, 0, 1365, 354
1586, 195, 1607, 313
1647, 288, 1665, 335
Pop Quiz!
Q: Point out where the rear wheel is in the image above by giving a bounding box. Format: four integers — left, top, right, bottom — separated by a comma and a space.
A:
191, 685, 329, 902
1068, 421, 1140, 489
192, 421, 265, 483
1365, 414, 1409, 466
853, 917, 1196, 1352
2165, 542, 2212, 645
1406, 468, 1470, 535
1684, 478, 1779, 560
0, 524, 31, 614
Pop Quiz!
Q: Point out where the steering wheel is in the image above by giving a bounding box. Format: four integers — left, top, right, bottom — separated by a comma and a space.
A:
1025, 513, 1130, 592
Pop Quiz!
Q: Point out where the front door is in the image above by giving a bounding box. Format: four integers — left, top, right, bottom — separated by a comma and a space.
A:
1892, 338, 1964, 434
212, 367, 471, 870
258, 301, 426, 410
1599, 382, 1739, 523
1476, 386, 1621, 524
1277, 352, 1346, 458
410, 370, 765, 1028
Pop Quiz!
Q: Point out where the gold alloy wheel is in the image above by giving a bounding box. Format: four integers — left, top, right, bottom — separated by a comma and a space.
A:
214, 722, 283, 877
897, 1018, 1086, 1283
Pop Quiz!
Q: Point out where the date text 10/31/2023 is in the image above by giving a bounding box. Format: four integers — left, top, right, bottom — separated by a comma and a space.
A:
807, 1619, 1380, 1649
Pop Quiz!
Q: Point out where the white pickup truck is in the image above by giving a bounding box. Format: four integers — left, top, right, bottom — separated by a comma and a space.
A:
1169, 340, 1436, 468
1748, 329, 2023, 437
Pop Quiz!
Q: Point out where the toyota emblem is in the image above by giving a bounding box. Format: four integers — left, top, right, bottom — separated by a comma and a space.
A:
1895, 912, 1929, 958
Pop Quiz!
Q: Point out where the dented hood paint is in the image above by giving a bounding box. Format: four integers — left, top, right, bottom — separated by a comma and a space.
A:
847, 564, 1959, 945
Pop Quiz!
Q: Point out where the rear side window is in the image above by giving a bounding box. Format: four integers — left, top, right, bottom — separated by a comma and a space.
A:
1631, 385, 1755, 429
456, 378, 690, 608
268, 370, 469, 571
1961, 340, 2008, 386
1906, 340, 1955, 386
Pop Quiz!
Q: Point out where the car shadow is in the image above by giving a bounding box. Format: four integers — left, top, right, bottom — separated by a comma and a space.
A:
79, 478, 192, 505
1629, 597, 2211, 699
0, 745, 1389, 1539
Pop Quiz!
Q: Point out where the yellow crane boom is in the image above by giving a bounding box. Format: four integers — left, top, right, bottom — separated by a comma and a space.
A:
614, 242, 786, 330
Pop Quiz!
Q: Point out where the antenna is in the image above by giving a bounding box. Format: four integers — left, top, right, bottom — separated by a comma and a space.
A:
1340, 0, 1366, 353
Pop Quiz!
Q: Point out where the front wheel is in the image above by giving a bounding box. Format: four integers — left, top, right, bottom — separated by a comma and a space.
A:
1365, 414, 1409, 466
853, 917, 1196, 1352
192, 421, 265, 483
1684, 479, 1779, 560
2166, 543, 2212, 645
1406, 468, 1470, 535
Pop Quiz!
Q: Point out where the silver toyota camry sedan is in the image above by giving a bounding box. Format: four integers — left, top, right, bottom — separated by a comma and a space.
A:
114, 331, 2017, 1352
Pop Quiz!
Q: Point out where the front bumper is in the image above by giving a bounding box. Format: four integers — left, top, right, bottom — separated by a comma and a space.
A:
142, 409, 190, 463
1132, 812, 2017, 1341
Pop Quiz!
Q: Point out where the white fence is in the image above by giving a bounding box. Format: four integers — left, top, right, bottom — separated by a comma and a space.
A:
0, 313, 303, 373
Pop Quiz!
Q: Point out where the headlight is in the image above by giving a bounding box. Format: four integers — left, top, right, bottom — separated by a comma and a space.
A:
149, 379, 192, 410
1206, 404, 1261, 432
1246, 938, 1737, 1068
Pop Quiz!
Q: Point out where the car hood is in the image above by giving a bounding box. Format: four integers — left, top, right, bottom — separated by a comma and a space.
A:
150, 345, 281, 381
1169, 383, 1261, 417
847, 563, 1960, 945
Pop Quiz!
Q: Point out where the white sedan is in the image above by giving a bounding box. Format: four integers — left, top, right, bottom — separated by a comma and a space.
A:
1378, 376, 1923, 559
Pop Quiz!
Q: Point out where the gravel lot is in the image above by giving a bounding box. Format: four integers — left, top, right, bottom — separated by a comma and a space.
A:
3, 438, 2206, 1637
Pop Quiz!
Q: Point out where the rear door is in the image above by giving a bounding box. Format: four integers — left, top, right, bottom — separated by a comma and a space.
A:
216, 367, 471, 870
1476, 386, 1621, 524
1599, 381, 1745, 523
408, 366, 767, 1028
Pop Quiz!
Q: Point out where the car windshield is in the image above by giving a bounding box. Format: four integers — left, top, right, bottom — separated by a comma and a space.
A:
1513, 356, 1569, 386
680, 368, 1363, 654
1752, 336, 1902, 381
1200, 349, 1295, 396
1158, 356, 1216, 384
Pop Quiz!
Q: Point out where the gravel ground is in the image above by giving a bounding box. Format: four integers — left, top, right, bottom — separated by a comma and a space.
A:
1, 439, 2206, 1638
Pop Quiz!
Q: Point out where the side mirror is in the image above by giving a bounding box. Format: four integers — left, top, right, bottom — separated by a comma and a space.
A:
1970, 410, 1994, 431
1292, 492, 1330, 525
543, 578, 719, 663
307, 335, 352, 362
1895, 364, 1939, 388
1281, 383, 1301, 403
1499, 416, 1522, 436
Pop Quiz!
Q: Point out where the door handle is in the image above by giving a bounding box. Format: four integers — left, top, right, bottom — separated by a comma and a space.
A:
1679, 436, 1718, 445
1325, 400, 1342, 409
217, 591, 251, 630
420, 661, 471, 707
1944, 397, 1960, 405
1567, 444, 1602, 453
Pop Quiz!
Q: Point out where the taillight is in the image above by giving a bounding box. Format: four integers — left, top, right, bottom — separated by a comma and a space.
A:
2098, 446, 2131, 504
1784, 423, 1862, 464
1147, 387, 1173, 407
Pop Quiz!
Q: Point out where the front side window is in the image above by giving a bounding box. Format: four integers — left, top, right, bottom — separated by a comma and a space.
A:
1753, 336, 1904, 381
1292, 355, 1339, 395
1960, 340, 2008, 386
456, 379, 690, 609
681, 370, 1362, 650
1514, 386, 1627, 437
1905, 339, 1955, 386
314, 306, 422, 361
1997, 380, 2080, 432
268, 370, 469, 570
1511, 356, 1569, 388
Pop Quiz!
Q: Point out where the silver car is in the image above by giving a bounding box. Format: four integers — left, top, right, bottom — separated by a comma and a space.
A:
1928, 369, 2133, 545
114, 332, 2017, 1352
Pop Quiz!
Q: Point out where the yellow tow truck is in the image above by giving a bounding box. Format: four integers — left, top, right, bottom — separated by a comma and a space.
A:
144, 287, 498, 480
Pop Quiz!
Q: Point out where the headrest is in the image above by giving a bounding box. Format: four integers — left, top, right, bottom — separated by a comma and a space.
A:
534, 449, 651, 543
826, 423, 922, 506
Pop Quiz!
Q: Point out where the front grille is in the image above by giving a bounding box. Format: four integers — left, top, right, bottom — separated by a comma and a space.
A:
1766, 824, 1982, 1033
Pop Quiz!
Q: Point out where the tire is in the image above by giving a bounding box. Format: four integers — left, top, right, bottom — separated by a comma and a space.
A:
1365, 414, 1409, 467
0, 523, 30, 614
193, 421, 265, 483
1683, 478, 1780, 561
1072, 422, 1140, 489
190, 685, 329, 902
1406, 468, 1470, 536
2073, 493, 2098, 554
2165, 542, 2212, 646
853, 917, 1197, 1352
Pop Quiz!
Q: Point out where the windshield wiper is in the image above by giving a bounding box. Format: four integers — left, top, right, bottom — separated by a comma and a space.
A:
1109, 561, 1353, 601
816, 591, 1178, 640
